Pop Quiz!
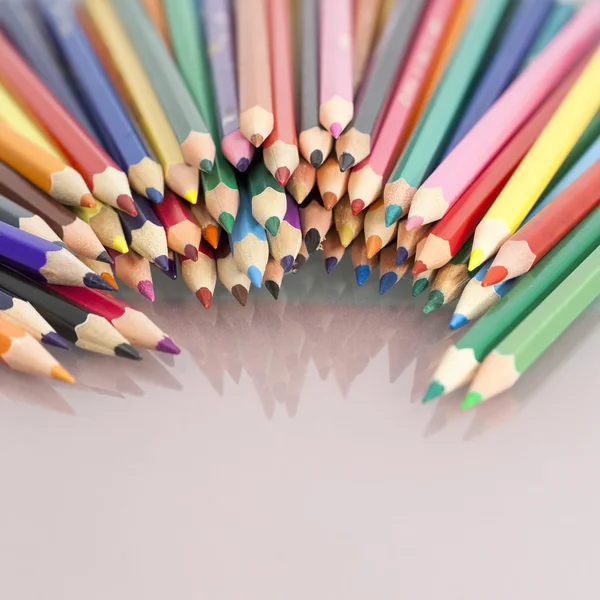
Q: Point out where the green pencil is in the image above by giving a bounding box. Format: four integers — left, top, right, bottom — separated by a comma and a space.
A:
164, 0, 240, 233
464, 244, 600, 408
248, 160, 287, 236
383, 0, 512, 226
423, 203, 600, 402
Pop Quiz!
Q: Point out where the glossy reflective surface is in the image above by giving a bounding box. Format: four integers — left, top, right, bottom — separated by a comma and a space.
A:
0, 254, 599, 599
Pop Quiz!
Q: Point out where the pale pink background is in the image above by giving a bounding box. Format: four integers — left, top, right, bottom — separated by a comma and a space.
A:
0, 255, 598, 599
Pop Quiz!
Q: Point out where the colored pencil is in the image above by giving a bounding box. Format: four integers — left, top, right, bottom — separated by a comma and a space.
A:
81, 0, 200, 204
319, 0, 353, 138
248, 160, 287, 236
412, 62, 587, 274
202, 0, 255, 171
77, 256, 118, 290
396, 221, 431, 266
317, 156, 350, 211
112, 0, 215, 172
0, 0, 97, 138
322, 228, 345, 274
483, 159, 600, 288
235, 0, 274, 147
108, 248, 155, 301
422, 242, 473, 314
336, 0, 426, 171
0, 315, 74, 383
41, 3, 165, 204
445, 0, 554, 153
379, 244, 411, 295
334, 194, 365, 248
352, 0, 383, 92
0, 122, 95, 210
0, 194, 67, 250
464, 245, 600, 408
201, 156, 240, 234
298, 0, 332, 168
0, 163, 108, 263
350, 235, 377, 287
190, 199, 221, 250
215, 235, 251, 306
0, 32, 137, 216
292, 241, 309, 273
424, 204, 600, 402
299, 192, 333, 254
0, 220, 113, 290
120, 193, 170, 270
140, 0, 171, 47
263, 257, 285, 300
267, 192, 302, 273
49, 285, 180, 354
469, 46, 600, 270
263, 0, 299, 186
383, 0, 512, 223
72, 202, 128, 255
364, 200, 398, 259
286, 158, 316, 205
0, 282, 69, 349
412, 237, 436, 297
153, 190, 202, 261
347, 0, 457, 218
407, 4, 600, 230
229, 182, 269, 288
163, 249, 178, 281
0, 267, 140, 360
180, 240, 217, 309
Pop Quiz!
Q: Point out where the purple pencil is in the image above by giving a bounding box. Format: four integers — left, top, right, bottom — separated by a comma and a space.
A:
203, 0, 255, 172
0, 221, 113, 290
266, 192, 302, 272
119, 194, 170, 270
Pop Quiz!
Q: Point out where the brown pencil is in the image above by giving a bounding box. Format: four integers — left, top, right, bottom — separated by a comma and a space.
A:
180, 239, 217, 309
286, 158, 317, 205
215, 235, 251, 306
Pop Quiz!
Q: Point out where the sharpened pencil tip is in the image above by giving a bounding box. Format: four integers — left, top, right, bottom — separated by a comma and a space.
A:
113, 236, 129, 254
423, 290, 444, 314
117, 194, 137, 216
146, 187, 163, 204
325, 257, 338, 273
412, 278, 429, 297
365, 236, 382, 259
330, 122, 342, 139
231, 284, 248, 306
462, 392, 483, 410
280, 255, 294, 273
156, 336, 181, 355
137, 280, 155, 301
385, 205, 402, 227
338, 153, 354, 172
293, 253, 306, 272
351, 199, 365, 216
354, 265, 371, 286
449, 313, 468, 330
84, 272, 116, 291
339, 225, 354, 248
154, 255, 170, 271
412, 260, 427, 276
423, 381, 444, 403
379, 272, 397, 295
250, 134, 264, 147
219, 212, 235, 234
236, 157, 251, 172
406, 215, 423, 231
81, 193, 96, 208
199, 159, 213, 173
265, 216, 281, 236
184, 244, 199, 261
469, 248, 485, 271
247, 266, 263, 288
396, 247, 409, 266
203, 225, 220, 249
184, 189, 198, 204
310, 150, 324, 168
97, 250, 113, 265
482, 266, 507, 287
101, 273, 119, 290
115, 343, 142, 361
275, 167, 291, 186
264, 280, 280, 300
196, 287, 213, 309
322, 192, 337, 211
51, 364, 75, 384
305, 229, 321, 254
41, 331, 70, 350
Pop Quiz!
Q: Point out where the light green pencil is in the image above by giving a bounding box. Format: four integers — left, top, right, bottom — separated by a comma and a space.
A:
112, 0, 215, 171
463, 245, 600, 408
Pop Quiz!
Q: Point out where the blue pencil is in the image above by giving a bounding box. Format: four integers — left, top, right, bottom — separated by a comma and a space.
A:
229, 182, 269, 288
0, 0, 97, 139
445, 0, 554, 153
40, 3, 165, 204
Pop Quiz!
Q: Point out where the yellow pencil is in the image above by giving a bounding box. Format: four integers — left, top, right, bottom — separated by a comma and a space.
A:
80, 0, 198, 204
470, 46, 600, 270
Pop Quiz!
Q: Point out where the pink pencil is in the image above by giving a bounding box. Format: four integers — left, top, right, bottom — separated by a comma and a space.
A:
407, 2, 600, 230
348, 0, 457, 213
318, 0, 353, 139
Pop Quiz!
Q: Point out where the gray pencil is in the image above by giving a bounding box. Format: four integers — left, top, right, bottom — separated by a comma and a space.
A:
298, 0, 332, 169
336, 0, 427, 171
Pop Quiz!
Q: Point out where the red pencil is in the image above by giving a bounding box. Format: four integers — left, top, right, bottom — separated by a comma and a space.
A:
483, 161, 600, 287
412, 62, 587, 275
180, 239, 217, 308
0, 33, 136, 217
153, 189, 202, 260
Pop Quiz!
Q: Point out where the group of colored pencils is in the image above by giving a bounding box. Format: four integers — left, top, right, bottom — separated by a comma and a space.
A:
0, 0, 598, 410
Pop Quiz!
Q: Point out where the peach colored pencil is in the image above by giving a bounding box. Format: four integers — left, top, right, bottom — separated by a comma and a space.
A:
319, 0, 353, 138
263, 0, 299, 186
236, 0, 274, 147
352, 0, 383, 92
407, 3, 600, 230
